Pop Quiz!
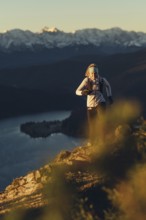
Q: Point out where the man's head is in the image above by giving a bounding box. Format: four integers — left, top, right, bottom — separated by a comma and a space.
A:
85, 63, 99, 80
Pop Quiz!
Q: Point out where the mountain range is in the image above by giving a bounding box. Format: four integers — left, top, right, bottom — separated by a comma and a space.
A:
1, 27, 146, 51
1, 27, 146, 68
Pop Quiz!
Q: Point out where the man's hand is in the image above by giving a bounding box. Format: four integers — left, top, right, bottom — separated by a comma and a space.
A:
81, 89, 92, 96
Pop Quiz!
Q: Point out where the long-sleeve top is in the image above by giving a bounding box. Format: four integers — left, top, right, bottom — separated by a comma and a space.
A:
76, 76, 112, 108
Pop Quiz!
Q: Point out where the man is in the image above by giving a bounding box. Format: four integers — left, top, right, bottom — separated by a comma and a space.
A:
75, 63, 113, 145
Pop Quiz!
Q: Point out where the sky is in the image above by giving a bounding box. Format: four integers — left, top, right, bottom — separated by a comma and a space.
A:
0, 0, 146, 33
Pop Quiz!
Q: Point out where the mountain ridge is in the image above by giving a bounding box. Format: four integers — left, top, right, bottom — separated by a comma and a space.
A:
1, 27, 146, 53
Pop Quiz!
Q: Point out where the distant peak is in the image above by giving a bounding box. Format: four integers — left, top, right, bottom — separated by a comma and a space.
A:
41, 26, 60, 33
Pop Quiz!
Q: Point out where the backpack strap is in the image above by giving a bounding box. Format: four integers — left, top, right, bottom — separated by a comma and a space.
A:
99, 77, 104, 93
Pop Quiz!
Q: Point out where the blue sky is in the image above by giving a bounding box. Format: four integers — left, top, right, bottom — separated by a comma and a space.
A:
0, 0, 146, 33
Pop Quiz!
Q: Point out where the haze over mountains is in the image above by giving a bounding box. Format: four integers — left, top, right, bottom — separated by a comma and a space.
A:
0, 27, 146, 118
1, 27, 146, 68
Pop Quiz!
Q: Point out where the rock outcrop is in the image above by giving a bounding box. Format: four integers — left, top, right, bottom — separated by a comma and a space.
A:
1, 140, 125, 220
0, 144, 103, 216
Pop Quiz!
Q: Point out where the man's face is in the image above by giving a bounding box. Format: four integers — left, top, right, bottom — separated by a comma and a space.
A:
89, 71, 97, 80
88, 66, 98, 80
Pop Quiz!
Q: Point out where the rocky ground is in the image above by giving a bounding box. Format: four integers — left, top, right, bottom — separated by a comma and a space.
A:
0, 144, 105, 216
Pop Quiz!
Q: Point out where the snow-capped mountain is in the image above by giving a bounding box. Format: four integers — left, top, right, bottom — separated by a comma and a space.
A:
1, 27, 146, 52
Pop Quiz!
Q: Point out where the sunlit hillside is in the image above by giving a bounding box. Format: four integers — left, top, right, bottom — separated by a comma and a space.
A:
0, 49, 146, 119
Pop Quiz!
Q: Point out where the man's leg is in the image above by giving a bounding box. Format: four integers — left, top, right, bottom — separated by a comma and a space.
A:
87, 107, 98, 145
97, 102, 106, 142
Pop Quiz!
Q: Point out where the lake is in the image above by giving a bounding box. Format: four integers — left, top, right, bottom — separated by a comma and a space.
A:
0, 111, 84, 191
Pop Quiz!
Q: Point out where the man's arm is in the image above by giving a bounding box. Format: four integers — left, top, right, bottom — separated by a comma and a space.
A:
103, 78, 113, 104
76, 78, 92, 96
